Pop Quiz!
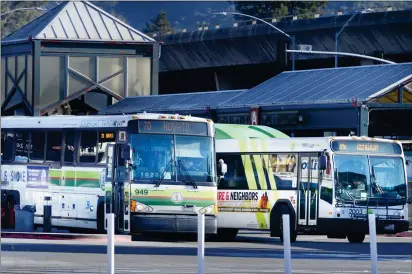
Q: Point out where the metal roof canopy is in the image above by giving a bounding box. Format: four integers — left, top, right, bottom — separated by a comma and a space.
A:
100, 63, 412, 115
2, 1, 155, 44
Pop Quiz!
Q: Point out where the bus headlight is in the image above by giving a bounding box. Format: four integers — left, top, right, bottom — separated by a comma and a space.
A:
130, 200, 153, 213
199, 205, 215, 215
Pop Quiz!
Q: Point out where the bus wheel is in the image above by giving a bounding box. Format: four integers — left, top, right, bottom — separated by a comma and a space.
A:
347, 233, 365, 243
97, 203, 105, 234
278, 205, 297, 243
215, 228, 239, 242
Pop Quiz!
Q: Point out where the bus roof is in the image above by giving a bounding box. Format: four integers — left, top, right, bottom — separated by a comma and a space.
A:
216, 136, 403, 154
215, 124, 289, 139
1, 113, 211, 129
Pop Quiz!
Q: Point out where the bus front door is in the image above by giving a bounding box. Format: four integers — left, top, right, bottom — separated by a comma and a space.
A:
298, 153, 320, 227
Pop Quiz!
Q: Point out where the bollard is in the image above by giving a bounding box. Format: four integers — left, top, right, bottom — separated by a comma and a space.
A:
368, 214, 378, 274
107, 213, 115, 274
282, 214, 292, 274
197, 213, 205, 274
43, 196, 52, 232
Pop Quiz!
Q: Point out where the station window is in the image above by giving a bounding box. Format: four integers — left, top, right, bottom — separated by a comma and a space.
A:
46, 131, 62, 162
79, 131, 97, 163
64, 131, 76, 163
14, 131, 30, 162
216, 154, 248, 190
30, 131, 46, 162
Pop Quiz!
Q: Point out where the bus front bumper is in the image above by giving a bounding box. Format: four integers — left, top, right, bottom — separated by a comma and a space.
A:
130, 214, 217, 234
318, 218, 409, 235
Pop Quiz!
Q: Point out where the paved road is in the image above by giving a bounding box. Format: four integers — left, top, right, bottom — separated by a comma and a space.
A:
1, 231, 411, 274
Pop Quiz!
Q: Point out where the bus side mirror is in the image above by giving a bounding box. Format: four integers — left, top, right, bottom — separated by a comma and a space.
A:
218, 163, 227, 176
123, 145, 131, 161
319, 155, 327, 170
406, 160, 411, 166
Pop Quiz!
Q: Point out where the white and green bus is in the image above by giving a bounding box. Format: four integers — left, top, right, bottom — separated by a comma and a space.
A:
1, 113, 218, 236
215, 127, 410, 243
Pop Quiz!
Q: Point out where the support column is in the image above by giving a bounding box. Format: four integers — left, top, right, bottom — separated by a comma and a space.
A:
32, 41, 41, 116
151, 43, 160, 95
359, 104, 369, 137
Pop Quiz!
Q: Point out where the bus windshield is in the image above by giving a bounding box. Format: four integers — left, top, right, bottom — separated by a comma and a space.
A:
334, 154, 406, 203
129, 134, 215, 184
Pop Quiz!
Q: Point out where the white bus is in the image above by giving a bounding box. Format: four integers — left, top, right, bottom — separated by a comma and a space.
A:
1, 114, 218, 236
216, 134, 410, 243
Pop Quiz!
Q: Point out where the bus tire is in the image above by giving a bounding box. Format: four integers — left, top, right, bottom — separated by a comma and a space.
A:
215, 228, 239, 242
278, 204, 297, 243
347, 233, 365, 243
97, 203, 106, 234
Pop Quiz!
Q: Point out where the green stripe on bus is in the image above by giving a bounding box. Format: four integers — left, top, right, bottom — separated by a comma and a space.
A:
248, 126, 276, 138
215, 128, 234, 139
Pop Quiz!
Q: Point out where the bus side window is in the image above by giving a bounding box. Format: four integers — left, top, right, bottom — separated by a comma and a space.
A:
98, 132, 115, 164
46, 131, 62, 162
30, 131, 46, 162
14, 131, 30, 162
1, 132, 14, 161
217, 154, 248, 190
269, 153, 298, 190
64, 131, 76, 164
79, 131, 97, 164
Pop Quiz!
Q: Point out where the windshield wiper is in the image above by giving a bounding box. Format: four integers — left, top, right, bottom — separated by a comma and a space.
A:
370, 166, 384, 195
154, 158, 174, 188
178, 160, 198, 189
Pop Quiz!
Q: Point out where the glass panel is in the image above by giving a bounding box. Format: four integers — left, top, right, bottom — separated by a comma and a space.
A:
69, 56, 95, 80
175, 136, 214, 183
1, 58, 5, 105
69, 74, 90, 95
269, 154, 298, 190
46, 131, 62, 162
26, 55, 33, 105
98, 57, 123, 81
7, 56, 16, 79
64, 131, 76, 163
79, 131, 97, 163
84, 92, 108, 111
18, 75, 25, 93
15, 131, 30, 162
369, 156, 406, 198
320, 153, 333, 204
127, 57, 151, 97
17, 55, 25, 79
102, 73, 124, 96
1, 132, 14, 161
130, 134, 174, 182
30, 131, 46, 162
7, 75, 14, 94
40, 56, 63, 109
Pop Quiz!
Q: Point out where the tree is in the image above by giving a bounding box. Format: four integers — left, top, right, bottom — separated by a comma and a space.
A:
143, 11, 172, 37
232, 1, 327, 20
1, 1, 48, 38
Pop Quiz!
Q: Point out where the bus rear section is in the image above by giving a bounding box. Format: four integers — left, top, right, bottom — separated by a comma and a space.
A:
117, 115, 218, 239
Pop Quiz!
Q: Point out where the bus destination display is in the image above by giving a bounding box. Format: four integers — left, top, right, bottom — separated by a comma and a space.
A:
136, 120, 208, 136
331, 140, 402, 154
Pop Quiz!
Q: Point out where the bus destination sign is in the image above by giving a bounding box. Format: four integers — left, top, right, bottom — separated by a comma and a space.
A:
331, 140, 402, 155
134, 120, 209, 136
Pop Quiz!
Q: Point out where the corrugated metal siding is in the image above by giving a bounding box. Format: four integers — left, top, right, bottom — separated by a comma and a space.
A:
2, 1, 154, 43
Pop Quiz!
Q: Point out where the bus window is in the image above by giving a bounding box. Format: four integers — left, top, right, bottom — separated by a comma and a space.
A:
14, 131, 29, 162
46, 131, 62, 162
1, 132, 14, 161
216, 154, 248, 190
98, 132, 115, 164
79, 131, 97, 164
64, 131, 76, 163
30, 131, 46, 162
269, 153, 298, 190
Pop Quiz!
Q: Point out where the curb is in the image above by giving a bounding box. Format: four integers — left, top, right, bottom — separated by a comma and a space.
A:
383, 231, 412, 237
1, 232, 111, 240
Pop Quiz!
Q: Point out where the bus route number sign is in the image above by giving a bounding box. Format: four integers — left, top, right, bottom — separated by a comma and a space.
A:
137, 120, 208, 136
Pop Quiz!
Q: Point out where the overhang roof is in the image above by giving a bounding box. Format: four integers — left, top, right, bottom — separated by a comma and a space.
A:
2, 1, 154, 44
100, 63, 412, 115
